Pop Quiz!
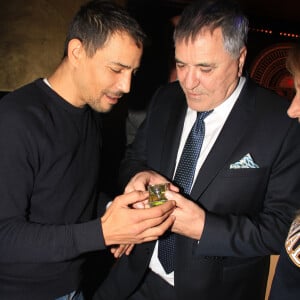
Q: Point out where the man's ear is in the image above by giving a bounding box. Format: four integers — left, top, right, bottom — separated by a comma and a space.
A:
238, 46, 247, 77
68, 39, 84, 66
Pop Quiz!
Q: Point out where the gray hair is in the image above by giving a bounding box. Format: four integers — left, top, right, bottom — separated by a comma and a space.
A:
174, 0, 249, 59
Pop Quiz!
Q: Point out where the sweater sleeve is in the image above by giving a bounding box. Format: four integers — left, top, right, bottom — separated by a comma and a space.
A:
0, 218, 106, 263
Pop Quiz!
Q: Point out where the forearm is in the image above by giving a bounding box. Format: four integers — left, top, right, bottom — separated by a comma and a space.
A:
0, 218, 105, 263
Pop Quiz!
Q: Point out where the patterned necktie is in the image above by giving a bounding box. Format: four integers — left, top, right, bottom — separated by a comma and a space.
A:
158, 110, 212, 274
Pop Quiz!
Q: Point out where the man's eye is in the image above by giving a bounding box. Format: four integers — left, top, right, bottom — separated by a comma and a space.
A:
200, 68, 212, 73
176, 63, 185, 69
110, 68, 122, 73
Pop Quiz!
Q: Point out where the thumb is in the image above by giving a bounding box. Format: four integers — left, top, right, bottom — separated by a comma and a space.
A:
165, 190, 185, 206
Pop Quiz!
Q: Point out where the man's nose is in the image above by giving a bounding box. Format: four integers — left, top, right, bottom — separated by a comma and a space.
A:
287, 94, 300, 119
118, 74, 132, 94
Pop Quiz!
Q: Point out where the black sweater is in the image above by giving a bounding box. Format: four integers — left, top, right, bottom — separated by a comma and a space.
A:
0, 79, 106, 299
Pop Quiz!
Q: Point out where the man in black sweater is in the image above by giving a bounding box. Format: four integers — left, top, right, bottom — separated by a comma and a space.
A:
0, 1, 175, 299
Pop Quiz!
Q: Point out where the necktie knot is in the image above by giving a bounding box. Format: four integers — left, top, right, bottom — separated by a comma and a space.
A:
198, 110, 212, 120
193, 111, 213, 134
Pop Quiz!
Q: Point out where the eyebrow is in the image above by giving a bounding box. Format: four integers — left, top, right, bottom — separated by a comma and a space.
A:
175, 58, 216, 68
110, 62, 140, 73
111, 62, 132, 70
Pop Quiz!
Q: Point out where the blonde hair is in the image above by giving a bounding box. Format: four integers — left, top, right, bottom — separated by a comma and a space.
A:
286, 43, 300, 77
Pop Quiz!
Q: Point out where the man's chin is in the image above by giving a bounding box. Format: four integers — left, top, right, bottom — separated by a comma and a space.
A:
90, 104, 114, 113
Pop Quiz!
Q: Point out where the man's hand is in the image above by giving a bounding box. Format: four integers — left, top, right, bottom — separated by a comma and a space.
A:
165, 190, 206, 240
110, 243, 134, 258
101, 190, 176, 247
125, 170, 179, 194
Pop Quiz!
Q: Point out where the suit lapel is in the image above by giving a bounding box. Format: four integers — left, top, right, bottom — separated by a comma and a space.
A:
160, 92, 187, 179
191, 79, 256, 199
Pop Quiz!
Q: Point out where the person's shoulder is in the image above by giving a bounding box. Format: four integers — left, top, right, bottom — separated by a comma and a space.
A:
1, 78, 46, 106
245, 78, 289, 102
164, 80, 182, 91
154, 80, 184, 99
0, 79, 50, 126
243, 77, 291, 112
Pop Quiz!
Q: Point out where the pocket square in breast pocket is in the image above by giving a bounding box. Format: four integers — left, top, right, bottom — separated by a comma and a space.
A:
230, 153, 259, 169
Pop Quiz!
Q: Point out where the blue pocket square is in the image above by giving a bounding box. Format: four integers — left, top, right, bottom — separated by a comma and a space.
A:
230, 153, 259, 169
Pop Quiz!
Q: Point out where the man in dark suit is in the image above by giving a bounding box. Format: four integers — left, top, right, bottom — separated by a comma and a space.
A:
93, 1, 300, 299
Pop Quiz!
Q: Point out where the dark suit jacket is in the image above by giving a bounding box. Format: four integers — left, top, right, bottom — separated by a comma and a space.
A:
94, 78, 300, 300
